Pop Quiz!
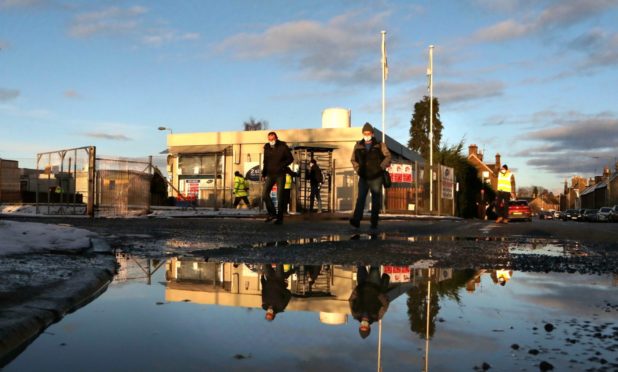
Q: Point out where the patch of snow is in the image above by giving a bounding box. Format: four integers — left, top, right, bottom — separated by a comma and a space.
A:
0, 220, 94, 256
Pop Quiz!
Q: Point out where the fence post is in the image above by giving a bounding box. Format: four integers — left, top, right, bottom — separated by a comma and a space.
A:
87, 146, 96, 218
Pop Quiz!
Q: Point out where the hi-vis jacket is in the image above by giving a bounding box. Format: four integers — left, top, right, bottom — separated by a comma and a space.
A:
233, 176, 249, 197
497, 170, 514, 193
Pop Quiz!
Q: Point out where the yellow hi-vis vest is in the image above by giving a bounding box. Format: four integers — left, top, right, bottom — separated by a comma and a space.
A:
284, 173, 292, 190
233, 176, 249, 197
497, 171, 513, 192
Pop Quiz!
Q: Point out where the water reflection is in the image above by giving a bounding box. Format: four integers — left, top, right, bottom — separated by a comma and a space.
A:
163, 257, 484, 371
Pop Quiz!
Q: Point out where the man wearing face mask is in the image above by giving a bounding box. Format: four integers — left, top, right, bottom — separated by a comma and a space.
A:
262, 132, 294, 225
496, 164, 516, 223
349, 123, 392, 229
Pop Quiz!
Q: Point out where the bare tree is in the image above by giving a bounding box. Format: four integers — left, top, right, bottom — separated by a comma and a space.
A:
243, 117, 269, 131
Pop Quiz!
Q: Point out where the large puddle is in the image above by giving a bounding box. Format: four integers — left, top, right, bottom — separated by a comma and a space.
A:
5, 248, 618, 371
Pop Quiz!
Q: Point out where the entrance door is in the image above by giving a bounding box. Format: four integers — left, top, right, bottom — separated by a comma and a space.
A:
293, 148, 333, 212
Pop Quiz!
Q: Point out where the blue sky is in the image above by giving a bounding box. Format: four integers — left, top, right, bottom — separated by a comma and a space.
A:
1, 0, 617, 192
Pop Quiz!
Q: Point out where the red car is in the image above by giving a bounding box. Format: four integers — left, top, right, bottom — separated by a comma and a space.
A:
508, 200, 532, 221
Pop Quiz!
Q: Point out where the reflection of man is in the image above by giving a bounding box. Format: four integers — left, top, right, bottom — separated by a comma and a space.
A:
349, 265, 390, 339
261, 264, 292, 321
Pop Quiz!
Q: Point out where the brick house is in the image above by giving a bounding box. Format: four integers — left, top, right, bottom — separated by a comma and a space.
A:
467, 144, 508, 191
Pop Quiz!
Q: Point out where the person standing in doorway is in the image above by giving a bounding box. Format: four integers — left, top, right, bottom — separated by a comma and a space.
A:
496, 164, 516, 223
262, 132, 294, 225
307, 159, 324, 213
349, 123, 391, 229
233, 171, 251, 209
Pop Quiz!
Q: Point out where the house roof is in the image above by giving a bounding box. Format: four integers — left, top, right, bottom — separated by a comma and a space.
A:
467, 154, 495, 174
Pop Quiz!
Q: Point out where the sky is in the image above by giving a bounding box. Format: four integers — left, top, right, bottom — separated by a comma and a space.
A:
1, 0, 617, 193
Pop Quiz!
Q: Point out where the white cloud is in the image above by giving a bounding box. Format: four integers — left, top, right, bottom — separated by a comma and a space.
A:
69, 6, 147, 38
473, 0, 618, 42
83, 132, 132, 141
217, 10, 392, 84
0, 0, 46, 9
0, 88, 20, 101
68, 6, 200, 46
64, 89, 81, 99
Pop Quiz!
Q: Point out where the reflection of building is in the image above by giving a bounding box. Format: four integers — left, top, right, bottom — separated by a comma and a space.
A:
164, 259, 441, 325
165, 259, 357, 324
164, 108, 425, 212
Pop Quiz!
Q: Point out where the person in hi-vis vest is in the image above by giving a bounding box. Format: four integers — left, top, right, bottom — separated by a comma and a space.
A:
496, 164, 516, 224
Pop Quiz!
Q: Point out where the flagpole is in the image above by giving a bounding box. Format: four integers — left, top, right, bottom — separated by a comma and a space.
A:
381, 31, 387, 214
428, 45, 434, 213
381, 30, 387, 143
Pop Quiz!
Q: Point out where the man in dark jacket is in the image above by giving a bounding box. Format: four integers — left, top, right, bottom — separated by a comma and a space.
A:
262, 132, 294, 224
349, 265, 390, 339
307, 159, 323, 213
350, 123, 391, 229
261, 264, 292, 321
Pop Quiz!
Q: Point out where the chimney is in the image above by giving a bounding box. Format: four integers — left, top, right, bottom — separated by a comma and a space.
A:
468, 144, 478, 157
495, 153, 501, 172
478, 149, 484, 161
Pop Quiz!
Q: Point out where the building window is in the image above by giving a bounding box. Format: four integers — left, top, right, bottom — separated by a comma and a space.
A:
179, 154, 222, 176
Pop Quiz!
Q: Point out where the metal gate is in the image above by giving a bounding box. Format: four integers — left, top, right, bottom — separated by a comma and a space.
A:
293, 147, 333, 212
95, 156, 154, 217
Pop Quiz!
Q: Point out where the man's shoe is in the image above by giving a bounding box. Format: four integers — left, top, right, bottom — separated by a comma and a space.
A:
274, 219, 283, 225
265, 216, 276, 223
349, 219, 360, 228
502, 219, 509, 224
496, 217, 503, 224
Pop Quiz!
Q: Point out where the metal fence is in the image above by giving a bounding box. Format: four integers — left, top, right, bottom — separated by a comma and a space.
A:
95, 156, 154, 217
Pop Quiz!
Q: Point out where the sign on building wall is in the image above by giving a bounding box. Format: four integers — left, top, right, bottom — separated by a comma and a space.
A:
386, 162, 414, 184
244, 162, 261, 181
441, 165, 454, 200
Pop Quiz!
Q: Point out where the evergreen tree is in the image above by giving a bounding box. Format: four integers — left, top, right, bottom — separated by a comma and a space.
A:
408, 96, 443, 160
243, 117, 268, 131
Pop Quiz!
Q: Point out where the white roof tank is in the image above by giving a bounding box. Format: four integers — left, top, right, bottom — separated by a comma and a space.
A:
322, 107, 351, 128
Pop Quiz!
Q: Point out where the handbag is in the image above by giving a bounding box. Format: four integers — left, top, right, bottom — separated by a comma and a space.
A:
382, 170, 392, 188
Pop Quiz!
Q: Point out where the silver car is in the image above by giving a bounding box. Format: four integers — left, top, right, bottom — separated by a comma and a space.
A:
597, 207, 613, 222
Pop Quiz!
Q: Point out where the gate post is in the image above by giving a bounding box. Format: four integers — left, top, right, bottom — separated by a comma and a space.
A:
87, 146, 96, 218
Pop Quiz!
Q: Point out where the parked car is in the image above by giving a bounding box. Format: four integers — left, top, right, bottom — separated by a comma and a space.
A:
582, 209, 599, 222
597, 207, 613, 222
508, 200, 532, 221
574, 208, 586, 222
538, 210, 553, 220
552, 210, 561, 219
563, 209, 578, 221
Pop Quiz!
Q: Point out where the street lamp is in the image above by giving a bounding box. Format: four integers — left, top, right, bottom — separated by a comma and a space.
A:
158, 126, 173, 134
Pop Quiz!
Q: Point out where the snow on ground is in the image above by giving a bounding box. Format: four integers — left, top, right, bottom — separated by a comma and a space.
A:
0, 220, 94, 256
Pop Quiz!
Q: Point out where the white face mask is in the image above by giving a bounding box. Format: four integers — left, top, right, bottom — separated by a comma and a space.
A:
269, 140, 276, 146
363, 136, 372, 142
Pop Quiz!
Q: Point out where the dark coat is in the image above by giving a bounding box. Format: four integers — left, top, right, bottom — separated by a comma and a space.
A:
262, 140, 294, 178
307, 164, 323, 186
350, 138, 391, 180
261, 275, 292, 314
348, 282, 389, 324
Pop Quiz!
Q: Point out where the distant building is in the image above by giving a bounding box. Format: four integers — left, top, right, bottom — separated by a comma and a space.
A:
529, 193, 560, 214
467, 144, 509, 191
0, 158, 20, 202
164, 108, 427, 213
580, 165, 618, 209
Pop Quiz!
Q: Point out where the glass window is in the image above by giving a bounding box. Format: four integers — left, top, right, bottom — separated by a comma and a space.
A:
178, 154, 222, 176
